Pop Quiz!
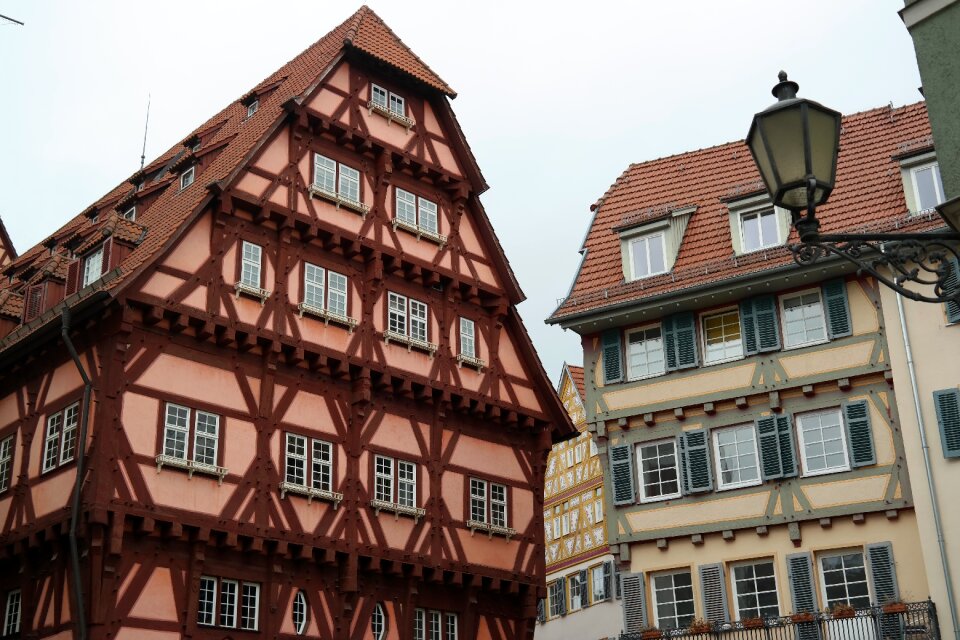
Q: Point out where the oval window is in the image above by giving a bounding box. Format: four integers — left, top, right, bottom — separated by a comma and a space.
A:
292, 590, 308, 635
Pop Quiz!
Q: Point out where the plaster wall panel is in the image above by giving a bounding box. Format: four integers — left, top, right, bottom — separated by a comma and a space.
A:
0, 391, 19, 429
114, 629, 181, 640
121, 393, 160, 456
269, 184, 289, 208
256, 128, 289, 175
448, 435, 525, 483
432, 141, 463, 178
307, 88, 344, 120
801, 475, 889, 509
370, 412, 427, 459
779, 341, 874, 379
160, 211, 211, 274
377, 512, 417, 550
128, 567, 179, 621
181, 285, 207, 311
849, 280, 881, 335
32, 472, 76, 518
443, 472, 465, 521
625, 490, 770, 532
136, 353, 247, 410
603, 362, 755, 411
235, 172, 272, 199
142, 463, 236, 512
294, 318, 354, 355
139, 272, 184, 301
278, 389, 340, 434
223, 418, 257, 475
455, 529, 517, 570
363, 110, 417, 151
45, 360, 84, 407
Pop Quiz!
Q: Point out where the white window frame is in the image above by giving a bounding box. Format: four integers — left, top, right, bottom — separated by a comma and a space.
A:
219, 578, 238, 628
568, 571, 584, 612
246, 99, 259, 118
42, 402, 80, 474
0, 435, 13, 493
240, 582, 260, 631
389, 92, 406, 118
387, 291, 430, 342
82, 245, 105, 287
712, 423, 762, 491
302, 262, 349, 318
284, 433, 334, 493
240, 241, 263, 289
394, 187, 440, 236
292, 590, 308, 635
909, 160, 945, 213
730, 559, 781, 620
374, 455, 417, 508
627, 232, 668, 280
548, 580, 564, 618
414, 608, 426, 640
468, 477, 508, 527
701, 307, 744, 365
818, 550, 871, 609
180, 165, 195, 190
312, 153, 362, 205
739, 208, 781, 253
198, 576, 217, 626
160, 402, 224, 475
459, 317, 476, 359
636, 438, 682, 503
650, 569, 696, 630
625, 323, 666, 381
779, 289, 829, 350
797, 408, 851, 477
445, 612, 458, 640
371, 84, 389, 110
429, 610, 442, 640
591, 564, 607, 604
371, 603, 387, 640
192, 410, 220, 468
3, 589, 20, 636
122, 206, 136, 221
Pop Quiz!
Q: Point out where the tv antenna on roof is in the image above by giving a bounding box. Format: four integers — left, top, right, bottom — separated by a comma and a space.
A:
140, 94, 151, 170
0, 13, 24, 25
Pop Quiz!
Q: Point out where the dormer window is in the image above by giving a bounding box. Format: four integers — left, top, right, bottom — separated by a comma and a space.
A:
122, 206, 136, 221
910, 161, 944, 213
180, 166, 195, 191
628, 232, 666, 280
740, 208, 779, 252
246, 99, 259, 119
82, 245, 104, 287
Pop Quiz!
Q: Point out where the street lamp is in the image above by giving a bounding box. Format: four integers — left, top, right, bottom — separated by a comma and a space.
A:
747, 72, 960, 304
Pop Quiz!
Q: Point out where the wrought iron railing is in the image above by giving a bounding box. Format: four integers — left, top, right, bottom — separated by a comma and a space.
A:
619, 601, 940, 640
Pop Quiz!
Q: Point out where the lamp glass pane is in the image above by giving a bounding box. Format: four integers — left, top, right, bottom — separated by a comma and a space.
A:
806, 106, 841, 197
761, 107, 807, 192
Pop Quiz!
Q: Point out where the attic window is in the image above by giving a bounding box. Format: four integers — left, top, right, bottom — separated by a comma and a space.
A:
628, 233, 667, 280
246, 99, 259, 119
122, 206, 136, 221
740, 209, 779, 252
82, 245, 105, 288
617, 206, 694, 282
180, 166, 195, 191
368, 84, 414, 130
899, 152, 944, 215
726, 195, 789, 256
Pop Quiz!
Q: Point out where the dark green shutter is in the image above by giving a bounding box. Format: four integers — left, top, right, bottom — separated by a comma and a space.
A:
944, 257, 960, 324
678, 435, 690, 494
776, 414, 798, 478
681, 429, 712, 493
741, 299, 759, 355
602, 329, 623, 384
698, 563, 729, 623
822, 278, 852, 339
603, 562, 613, 601
664, 312, 698, 371
787, 552, 817, 614
756, 416, 783, 479
537, 598, 545, 624
559, 577, 567, 616
614, 563, 621, 599
579, 570, 589, 608
621, 573, 647, 632
867, 542, 900, 603
609, 444, 636, 505
844, 400, 876, 467
934, 388, 960, 458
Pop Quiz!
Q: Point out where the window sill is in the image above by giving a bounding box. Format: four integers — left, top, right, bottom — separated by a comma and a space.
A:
626, 370, 666, 383
800, 465, 851, 479
639, 493, 681, 504
297, 302, 359, 332
308, 184, 370, 218
369, 498, 425, 522
456, 354, 486, 370
392, 218, 447, 247
383, 330, 438, 356
715, 478, 763, 492
466, 519, 517, 540
366, 101, 416, 130
628, 270, 669, 282
781, 337, 830, 351
234, 282, 271, 305
278, 481, 343, 507
155, 454, 228, 485
702, 353, 745, 367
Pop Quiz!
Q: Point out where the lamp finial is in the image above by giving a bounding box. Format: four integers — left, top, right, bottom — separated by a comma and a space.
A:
772, 71, 799, 101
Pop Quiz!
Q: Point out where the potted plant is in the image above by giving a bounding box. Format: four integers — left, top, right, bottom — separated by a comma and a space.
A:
742, 617, 764, 629
688, 618, 711, 634
882, 599, 908, 614
790, 611, 815, 623
641, 626, 663, 640
831, 604, 856, 619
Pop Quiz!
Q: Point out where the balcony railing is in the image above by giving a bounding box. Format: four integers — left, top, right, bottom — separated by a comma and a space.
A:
620, 601, 940, 640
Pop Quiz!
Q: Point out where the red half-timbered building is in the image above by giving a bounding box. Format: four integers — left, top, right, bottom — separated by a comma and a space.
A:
0, 8, 574, 640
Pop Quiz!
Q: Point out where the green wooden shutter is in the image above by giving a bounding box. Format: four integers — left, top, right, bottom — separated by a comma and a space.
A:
621, 573, 647, 632
822, 278, 852, 339
609, 444, 636, 505
673, 312, 699, 369
756, 415, 784, 479
698, 563, 729, 623
741, 299, 759, 355
944, 257, 960, 324
537, 598, 545, 624
786, 552, 817, 614
776, 414, 798, 478
681, 429, 713, 493
843, 400, 876, 467
934, 388, 960, 458
559, 578, 567, 616
614, 563, 621, 599
579, 569, 589, 607
664, 315, 679, 371
866, 542, 900, 604
677, 435, 690, 495
603, 561, 613, 601
753, 295, 781, 352
602, 329, 624, 384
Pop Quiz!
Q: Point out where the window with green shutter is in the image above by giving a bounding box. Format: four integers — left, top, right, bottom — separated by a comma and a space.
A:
756, 415, 799, 479
698, 563, 729, 623
934, 388, 960, 458
822, 278, 852, 339
786, 553, 818, 624
621, 573, 648, 633
664, 312, 698, 371
609, 444, 637, 505
866, 542, 900, 604
602, 329, 623, 384
944, 257, 960, 324
843, 400, 876, 467
741, 295, 781, 354
680, 430, 712, 493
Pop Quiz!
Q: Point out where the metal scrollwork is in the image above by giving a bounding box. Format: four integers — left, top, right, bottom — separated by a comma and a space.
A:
789, 236, 960, 304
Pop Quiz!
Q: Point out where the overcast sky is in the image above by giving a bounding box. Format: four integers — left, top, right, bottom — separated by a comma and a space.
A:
0, 1, 923, 385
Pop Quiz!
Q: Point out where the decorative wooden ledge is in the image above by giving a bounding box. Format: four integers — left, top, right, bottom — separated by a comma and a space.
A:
392, 218, 447, 247
366, 101, 415, 131
369, 499, 425, 522
234, 282, 271, 305
278, 481, 343, 507
466, 519, 517, 540
155, 454, 228, 485
308, 184, 369, 217
456, 354, 485, 371
297, 302, 359, 332
383, 330, 438, 356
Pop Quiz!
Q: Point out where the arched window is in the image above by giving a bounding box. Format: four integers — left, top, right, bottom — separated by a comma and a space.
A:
292, 590, 308, 635
371, 603, 387, 640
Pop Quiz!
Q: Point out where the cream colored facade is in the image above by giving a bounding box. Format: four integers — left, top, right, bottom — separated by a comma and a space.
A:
536, 364, 622, 640
880, 284, 960, 640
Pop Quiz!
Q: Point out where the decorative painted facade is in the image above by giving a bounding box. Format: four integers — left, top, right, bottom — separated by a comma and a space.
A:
548, 102, 950, 637
536, 364, 622, 640
0, 7, 574, 640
